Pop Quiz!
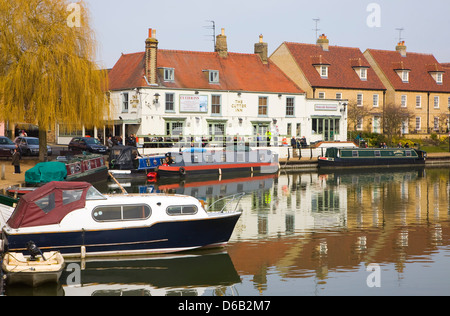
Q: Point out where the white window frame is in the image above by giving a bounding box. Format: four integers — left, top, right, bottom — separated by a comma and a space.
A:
209, 70, 219, 84
415, 117, 421, 131
437, 73, 443, 84
357, 93, 363, 107
401, 95, 407, 107
122, 92, 129, 113
416, 95, 421, 108
434, 96, 439, 109
320, 66, 328, 78
164, 68, 174, 81
434, 117, 439, 131
402, 70, 409, 82
318, 92, 325, 99
360, 68, 367, 80
356, 117, 363, 131
335, 93, 342, 100
373, 94, 379, 107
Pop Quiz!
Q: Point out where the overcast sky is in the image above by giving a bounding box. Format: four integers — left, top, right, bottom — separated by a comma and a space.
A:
84, 0, 450, 69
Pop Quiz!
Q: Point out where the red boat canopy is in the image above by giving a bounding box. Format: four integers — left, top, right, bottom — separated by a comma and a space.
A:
7, 181, 92, 229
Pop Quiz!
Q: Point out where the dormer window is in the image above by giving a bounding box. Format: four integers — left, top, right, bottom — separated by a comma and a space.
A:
360, 68, 367, 80
311, 55, 330, 79
401, 70, 409, 82
163, 68, 174, 81
209, 70, 219, 83
426, 64, 445, 85
320, 66, 328, 78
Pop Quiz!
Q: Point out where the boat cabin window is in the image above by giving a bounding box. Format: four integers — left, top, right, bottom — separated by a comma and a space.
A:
406, 150, 412, 156
374, 150, 381, 157
352, 150, 359, 157
86, 186, 107, 200
166, 205, 198, 216
62, 189, 83, 205
35, 193, 56, 214
92, 204, 151, 222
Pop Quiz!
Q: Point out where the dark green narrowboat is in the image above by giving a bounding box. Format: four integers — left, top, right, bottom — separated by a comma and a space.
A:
318, 147, 427, 168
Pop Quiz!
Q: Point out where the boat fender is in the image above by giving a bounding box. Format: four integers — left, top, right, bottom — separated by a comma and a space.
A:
218, 168, 222, 175
179, 167, 186, 175
81, 246, 86, 259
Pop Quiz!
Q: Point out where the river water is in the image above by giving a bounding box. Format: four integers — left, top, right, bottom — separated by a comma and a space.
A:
5, 167, 450, 296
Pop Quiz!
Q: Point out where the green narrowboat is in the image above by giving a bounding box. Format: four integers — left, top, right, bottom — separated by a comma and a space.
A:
318, 147, 427, 168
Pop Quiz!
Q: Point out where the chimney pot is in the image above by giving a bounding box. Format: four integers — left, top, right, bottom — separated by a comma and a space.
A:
396, 41, 407, 57
255, 34, 268, 64
215, 28, 228, 58
316, 34, 329, 51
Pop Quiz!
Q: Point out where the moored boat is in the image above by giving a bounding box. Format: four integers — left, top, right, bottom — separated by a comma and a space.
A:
24, 153, 108, 185
108, 146, 165, 178
2, 181, 242, 257
2, 251, 65, 287
318, 147, 426, 168
156, 145, 279, 178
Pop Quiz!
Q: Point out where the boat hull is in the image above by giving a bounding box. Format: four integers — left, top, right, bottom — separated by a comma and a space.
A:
5, 213, 241, 257
318, 156, 425, 168
157, 162, 279, 178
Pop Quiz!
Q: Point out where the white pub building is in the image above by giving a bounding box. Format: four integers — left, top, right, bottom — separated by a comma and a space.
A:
90, 29, 347, 151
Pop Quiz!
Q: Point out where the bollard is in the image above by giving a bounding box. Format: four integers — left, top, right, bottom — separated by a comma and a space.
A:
1, 164, 5, 180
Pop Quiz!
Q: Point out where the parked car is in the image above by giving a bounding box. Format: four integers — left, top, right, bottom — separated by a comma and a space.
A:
68, 137, 107, 154
15, 136, 52, 156
0, 136, 17, 154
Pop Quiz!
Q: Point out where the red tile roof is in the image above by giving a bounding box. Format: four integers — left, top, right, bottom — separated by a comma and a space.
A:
365, 49, 450, 93
282, 42, 385, 90
108, 49, 304, 94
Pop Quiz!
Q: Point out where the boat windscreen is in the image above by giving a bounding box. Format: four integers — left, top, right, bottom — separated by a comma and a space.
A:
86, 186, 107, 200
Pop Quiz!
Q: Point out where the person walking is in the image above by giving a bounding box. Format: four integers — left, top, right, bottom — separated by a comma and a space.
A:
11, 147, 21, 174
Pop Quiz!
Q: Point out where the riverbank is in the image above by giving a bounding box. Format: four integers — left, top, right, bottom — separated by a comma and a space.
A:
1, 152, 450, 192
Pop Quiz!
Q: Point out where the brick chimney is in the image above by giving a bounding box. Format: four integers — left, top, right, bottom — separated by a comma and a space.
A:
145, 28, 158, 85
215, 28, 228, 58
396, 41, 407, 57
254, 34, 268, 64
316, 34, 329, 51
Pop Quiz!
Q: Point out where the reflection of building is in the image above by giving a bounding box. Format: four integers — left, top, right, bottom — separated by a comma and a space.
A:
227, 170, 450, 294
231, 173, 348, 240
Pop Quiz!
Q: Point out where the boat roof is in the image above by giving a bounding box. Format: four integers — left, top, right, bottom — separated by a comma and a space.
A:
7, 181, 92, 229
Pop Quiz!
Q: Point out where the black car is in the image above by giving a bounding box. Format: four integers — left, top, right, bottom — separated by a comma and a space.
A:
68, 137, 107, 154
0, 136, 16, 154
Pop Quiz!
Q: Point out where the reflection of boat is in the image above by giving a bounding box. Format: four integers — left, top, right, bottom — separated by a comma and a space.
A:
2, 251, 65, 287
24, 154, 108, 184
61, 250, 240, 296
3, 181, 242, 257
318, 147, 426, 168
154, 173, 277, 198
156, 146, 279, 178
108, 146, 165, 178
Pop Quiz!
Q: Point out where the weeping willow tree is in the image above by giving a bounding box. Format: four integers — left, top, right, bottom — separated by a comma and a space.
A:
0, 0, 110, 161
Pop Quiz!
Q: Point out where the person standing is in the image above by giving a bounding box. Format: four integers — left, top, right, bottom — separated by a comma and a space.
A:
12, 147, 21, 174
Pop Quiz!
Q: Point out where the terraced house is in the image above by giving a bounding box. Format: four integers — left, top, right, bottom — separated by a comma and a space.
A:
270, 35, 386, 134
364, 42, 450, 136
106, 29, 347, 147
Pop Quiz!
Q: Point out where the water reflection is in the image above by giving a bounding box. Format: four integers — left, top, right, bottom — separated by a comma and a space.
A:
7, 168, 450, 295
